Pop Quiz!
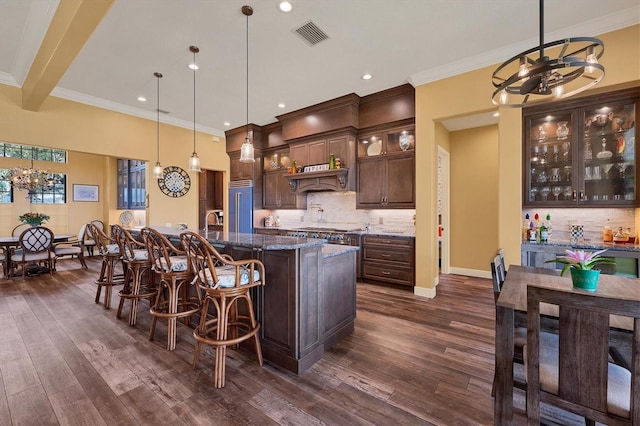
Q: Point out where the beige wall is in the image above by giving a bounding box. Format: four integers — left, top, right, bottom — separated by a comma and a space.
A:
449, 125, 499, 273
0, 84, 229, 233
415, 24, 640, 296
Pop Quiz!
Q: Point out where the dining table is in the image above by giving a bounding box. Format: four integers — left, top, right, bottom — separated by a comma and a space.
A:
0, 233, 76, 277
494, 265, 639, 425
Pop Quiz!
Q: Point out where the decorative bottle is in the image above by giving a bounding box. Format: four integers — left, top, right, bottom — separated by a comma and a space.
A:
329, 153, 336, 169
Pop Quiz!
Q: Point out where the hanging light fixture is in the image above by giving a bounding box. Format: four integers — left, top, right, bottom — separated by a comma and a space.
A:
491, 0, 604, 108
6, 158, 60, 201
239, 5, 255, 163
188, 45, 202, 172
152, 72, 164, 179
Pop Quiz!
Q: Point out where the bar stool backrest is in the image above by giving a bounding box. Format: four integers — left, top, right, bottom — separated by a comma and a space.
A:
141, 227, 187, 273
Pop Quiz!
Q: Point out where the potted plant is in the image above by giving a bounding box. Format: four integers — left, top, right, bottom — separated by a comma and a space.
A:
18, 212, 50, 227
546, 249, 615, 291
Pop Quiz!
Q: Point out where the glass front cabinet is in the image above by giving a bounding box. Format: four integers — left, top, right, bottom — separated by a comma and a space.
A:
523, 88, 639, 207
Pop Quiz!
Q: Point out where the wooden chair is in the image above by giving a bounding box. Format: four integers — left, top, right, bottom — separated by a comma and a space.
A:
180, 231, 265, 388
0, 247, 8, 278
526, 286, 639, 425
53, 224, 88, 270
9, 226, 55, 279
81, 222, 98, 256
113, 225, 155, 326
88, 223, 124, 308
141, 227, 200, 351
12, 223, 31, 237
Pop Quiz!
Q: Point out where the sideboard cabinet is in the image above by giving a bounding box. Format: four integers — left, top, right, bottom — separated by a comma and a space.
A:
523, 87, 639, 207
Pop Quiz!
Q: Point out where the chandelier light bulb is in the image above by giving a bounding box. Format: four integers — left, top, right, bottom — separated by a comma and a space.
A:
499, 90, 509, 105
189, 152, 201, 172
153, 162, 163, 179
518, 58, 529, 77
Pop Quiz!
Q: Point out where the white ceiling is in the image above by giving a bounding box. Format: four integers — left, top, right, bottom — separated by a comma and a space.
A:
1, 0, 638, 137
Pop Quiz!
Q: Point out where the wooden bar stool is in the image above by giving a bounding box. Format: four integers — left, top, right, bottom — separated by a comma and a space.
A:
180, 231, 265, 388
113, 225, 155, 326
87, 223, 124, 309
141, 227, 201, 351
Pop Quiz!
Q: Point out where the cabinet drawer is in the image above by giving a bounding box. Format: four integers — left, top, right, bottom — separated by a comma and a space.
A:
362, 235, 414, 248
362, 246, 413, 265
362, 262, 413, 286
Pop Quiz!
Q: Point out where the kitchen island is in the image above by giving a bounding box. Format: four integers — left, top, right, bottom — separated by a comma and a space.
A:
140, 227, 359, 374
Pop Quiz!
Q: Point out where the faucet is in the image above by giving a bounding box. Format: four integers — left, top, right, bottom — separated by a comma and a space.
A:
309, 204, 324, 222
204, 211, 219, 230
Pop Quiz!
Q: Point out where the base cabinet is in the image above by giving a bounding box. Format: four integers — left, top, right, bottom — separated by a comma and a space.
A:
361, 235, 415, 286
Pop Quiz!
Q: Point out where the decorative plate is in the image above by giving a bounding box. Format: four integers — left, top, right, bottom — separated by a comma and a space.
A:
399, 133, 411, 151
158, 166, 191, 197
367, 140, 382, 156
119, 210, 133, 227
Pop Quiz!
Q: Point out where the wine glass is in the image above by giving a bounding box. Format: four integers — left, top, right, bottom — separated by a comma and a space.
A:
601, 163, 613, 179
563, 186, 573, 200
530, 187, 539, 202
540, 186, 551, 201
616, 162, 628, 179
562, 142, 570, 161
552, 186, 562, 200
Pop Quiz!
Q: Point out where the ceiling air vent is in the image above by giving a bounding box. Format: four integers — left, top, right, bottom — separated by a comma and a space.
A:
293, 20, 329, 46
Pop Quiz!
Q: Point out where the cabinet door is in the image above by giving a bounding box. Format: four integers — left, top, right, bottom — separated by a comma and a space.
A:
289, 144, 309, 168
308, 140, 327, 165
213, 172, 224, 210
357, 157, 385, 207
386, 154, 415, 207
278, 171, 297, 207
328, 136, 354, 170
230, 152, 254, 181
263, 172, 280, 208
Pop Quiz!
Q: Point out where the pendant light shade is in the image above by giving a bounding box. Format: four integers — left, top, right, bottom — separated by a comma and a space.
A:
491, 0, 604, 107
239, 5, 255, 163
152, 72, 164, 179
188, 45, 202, 172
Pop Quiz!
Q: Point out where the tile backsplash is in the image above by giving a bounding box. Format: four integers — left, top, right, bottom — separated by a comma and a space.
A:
521, 208, 637, 242
263, 191, 416, 233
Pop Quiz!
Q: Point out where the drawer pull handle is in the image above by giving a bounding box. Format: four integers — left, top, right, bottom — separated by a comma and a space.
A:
381, 254, 391, 258
381, 271, 391, 275
383, 240, 391, 244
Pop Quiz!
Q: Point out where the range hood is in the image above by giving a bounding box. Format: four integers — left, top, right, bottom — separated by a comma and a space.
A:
284, 168, 349, 193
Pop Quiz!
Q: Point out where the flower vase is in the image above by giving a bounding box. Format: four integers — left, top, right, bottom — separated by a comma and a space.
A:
570, 268, 600, 291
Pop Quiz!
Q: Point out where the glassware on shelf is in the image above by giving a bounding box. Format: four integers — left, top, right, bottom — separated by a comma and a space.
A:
584, 166, 592, 180
540, 186, 551, 201
596, 113, 609, 134
537, 170, 548, 183
552, 144, 559, 162
563, 186, 573, 199
584, 118, 592, 137
556, 121, 569, 140
563, 165, 572, 181
592, 166, 601, 180
614, 116, 626, 133
596, 137, 613, 159
550, 168, 561, 182
536, 124, 547, 142
562, 142, 571, 161
530, 187, 539, 202
601, 163, 613, 179
616, 162, 629, 178
584, 140, 593, 160
552, 186, 563, 200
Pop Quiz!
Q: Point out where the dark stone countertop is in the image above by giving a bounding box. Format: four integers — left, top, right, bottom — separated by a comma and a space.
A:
321, 244, 360, 259
255, 226, 415, 239
522, 239, 640, 253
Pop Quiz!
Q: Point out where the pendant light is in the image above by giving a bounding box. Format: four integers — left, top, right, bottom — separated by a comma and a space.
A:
188, 45, 202, 172
152, 72, 164, 179
491, 0, 604, 107
239, 5, 255, 163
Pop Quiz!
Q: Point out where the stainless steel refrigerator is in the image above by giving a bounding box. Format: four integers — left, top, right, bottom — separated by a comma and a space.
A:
228, 180, 253, 234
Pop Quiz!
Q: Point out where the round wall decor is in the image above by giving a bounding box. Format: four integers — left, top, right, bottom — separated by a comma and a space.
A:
158, 166, 191, 197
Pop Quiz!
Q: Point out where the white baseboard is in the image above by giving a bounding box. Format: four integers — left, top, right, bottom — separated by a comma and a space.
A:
414, 285, 436, 299
449, 267, 491, 279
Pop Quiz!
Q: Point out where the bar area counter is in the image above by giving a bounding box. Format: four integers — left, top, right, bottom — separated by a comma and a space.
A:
138, 227, 359, 374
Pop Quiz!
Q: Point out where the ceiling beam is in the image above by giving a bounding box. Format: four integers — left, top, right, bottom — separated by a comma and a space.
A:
21, 0, 114, 111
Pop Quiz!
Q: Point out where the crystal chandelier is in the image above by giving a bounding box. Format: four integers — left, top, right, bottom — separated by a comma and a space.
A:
491, 0, 604, 107
7, 159, 60, 200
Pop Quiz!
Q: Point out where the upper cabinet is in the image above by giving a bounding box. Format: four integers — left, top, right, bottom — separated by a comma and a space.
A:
357, 120, 415, 209
523, 87, 639, 207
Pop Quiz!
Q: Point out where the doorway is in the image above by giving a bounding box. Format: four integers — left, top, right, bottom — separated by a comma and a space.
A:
198, 169, 224, 230
438, 146, 450, 274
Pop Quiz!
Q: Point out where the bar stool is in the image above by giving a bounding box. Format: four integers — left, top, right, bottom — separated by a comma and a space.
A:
141, 227, 201, 351
88, 223, 124, 308
180, 231, 265, 388
113, 225, 155, 326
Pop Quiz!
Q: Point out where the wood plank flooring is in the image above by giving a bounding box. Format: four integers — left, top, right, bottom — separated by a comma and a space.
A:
0, 258, 586, 425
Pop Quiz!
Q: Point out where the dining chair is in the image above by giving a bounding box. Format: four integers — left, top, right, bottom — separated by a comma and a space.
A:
88, 223, 124, 308
141, 227, 200, 351
0, 247, 7, 278
12, 223, 31, 237
53, 224, 88, 270
113, 225, 155, 326
180, 231, 265, 388
526, 286, 639, 425
9, 226, 55, 279
81, 222, 98, 256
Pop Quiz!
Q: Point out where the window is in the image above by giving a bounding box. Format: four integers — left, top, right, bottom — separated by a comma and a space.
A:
0, 142, 68, 204
117, 159, 146, 210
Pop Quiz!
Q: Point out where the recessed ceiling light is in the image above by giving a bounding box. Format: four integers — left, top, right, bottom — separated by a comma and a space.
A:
493, 112, 500, 117
189, 63, 199, 70
361, 73, 372, 80
137, 96, 146, 102
279, 1, 292, 12
278, 103, 286, 108
224, 121, 231, 126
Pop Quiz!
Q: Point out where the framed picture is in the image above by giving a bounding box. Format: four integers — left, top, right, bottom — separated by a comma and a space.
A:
73, 184, 99, 202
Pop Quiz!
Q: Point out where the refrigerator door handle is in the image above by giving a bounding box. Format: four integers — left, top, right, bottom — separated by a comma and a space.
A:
235, 192, 241, 234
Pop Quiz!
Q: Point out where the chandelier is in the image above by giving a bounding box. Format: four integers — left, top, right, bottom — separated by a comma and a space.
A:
491, 0, 604, 107
7, 159, 60, 200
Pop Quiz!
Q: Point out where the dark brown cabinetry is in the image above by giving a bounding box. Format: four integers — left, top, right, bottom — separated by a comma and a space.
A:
361, 235, 415, 286
524, 87, 639, 207
357, 121, 415, 208
198, 170, 223, 230
263, 170, 304, 209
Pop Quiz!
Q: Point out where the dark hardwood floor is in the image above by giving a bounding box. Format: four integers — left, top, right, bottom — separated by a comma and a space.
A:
0, 258, 586, 425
